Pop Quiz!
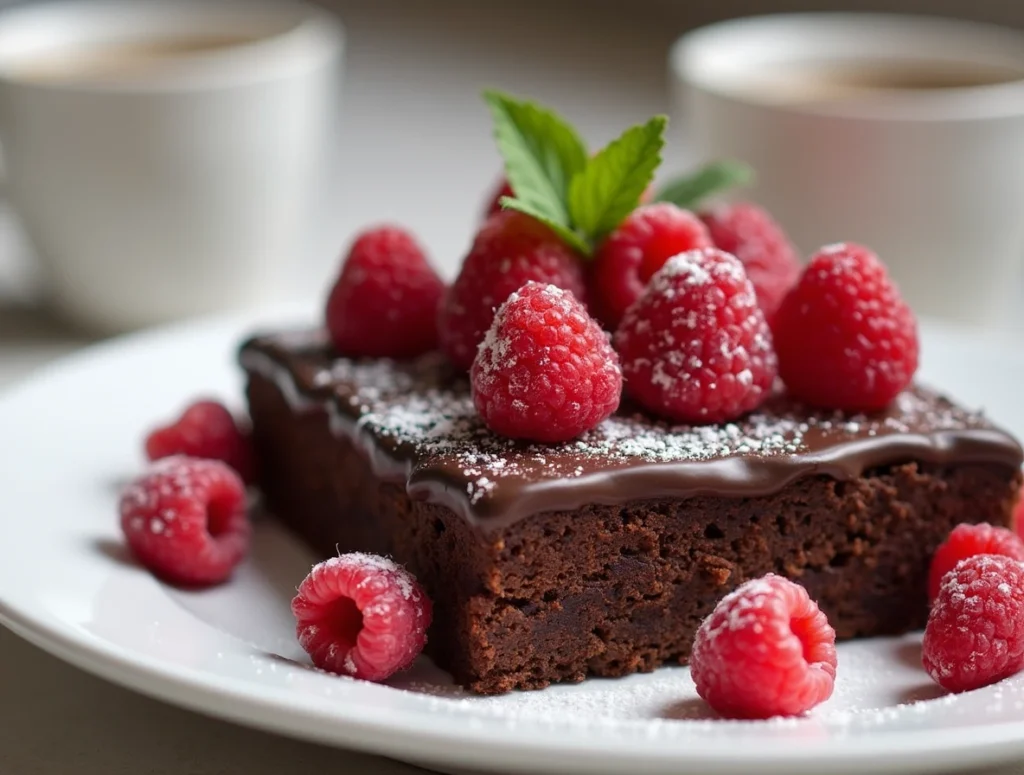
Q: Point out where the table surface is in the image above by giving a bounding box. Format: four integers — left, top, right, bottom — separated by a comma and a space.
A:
2, 1, 1024, 773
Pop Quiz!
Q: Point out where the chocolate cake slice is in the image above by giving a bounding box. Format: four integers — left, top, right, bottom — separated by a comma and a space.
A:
240, 329, 1023, 695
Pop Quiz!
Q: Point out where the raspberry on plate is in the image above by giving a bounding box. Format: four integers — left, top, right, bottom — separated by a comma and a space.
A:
325, 226, 446, 359
690, 574, 837, 719
438, 210, 587, 370
471, 282, 622, 442
613, 248, 777, 424
145, 399, 255, 483
773, 242, 919, 412
120, 456, 250, 586
929, 522, 1024, 602
699, 202, 801, 326
292, 553, 432, 682
923, 554, 1024, 693
590, 203, 712, 330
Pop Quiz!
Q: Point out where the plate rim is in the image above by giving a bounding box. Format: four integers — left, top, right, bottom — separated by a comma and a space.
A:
8, 588, 1024, 775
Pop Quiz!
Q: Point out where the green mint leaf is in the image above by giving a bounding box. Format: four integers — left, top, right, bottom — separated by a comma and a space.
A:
568, 115, 667, 242
653, 160, 754, 210
500, 197, 590, 255
483, 90, 588, 229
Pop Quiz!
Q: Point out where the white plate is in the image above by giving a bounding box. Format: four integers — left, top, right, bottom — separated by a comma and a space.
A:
1, 307, 1024, 775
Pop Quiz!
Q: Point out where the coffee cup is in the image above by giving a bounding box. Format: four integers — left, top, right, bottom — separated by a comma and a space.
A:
0, 0, 344, 332
670, 14, 1024, 326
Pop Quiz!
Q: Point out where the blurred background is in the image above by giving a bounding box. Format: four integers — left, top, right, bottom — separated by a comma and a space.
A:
1, 0, 1023, 384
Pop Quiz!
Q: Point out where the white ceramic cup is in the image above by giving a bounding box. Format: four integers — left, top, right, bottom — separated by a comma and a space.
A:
670, 14, 1024, 326
0, 0, 343, 332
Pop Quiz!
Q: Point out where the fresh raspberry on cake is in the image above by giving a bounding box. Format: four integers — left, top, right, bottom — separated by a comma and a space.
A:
325, 226, 446, 359
613, 248, 777, 424
145, 399, 254, 483
590, 203, 713, 329
923, 554, 1024, 693
484, 177, 514, 218
690, 574, 837, 719
929, 522, 1024, 602
1015, 498, 1024, 543
773, 242, 919, 412
438, 209, 587, 370
471, 282, 621, 442
120, 456, 250, 586
699, 202, 801, 325
292, 553, 432, 682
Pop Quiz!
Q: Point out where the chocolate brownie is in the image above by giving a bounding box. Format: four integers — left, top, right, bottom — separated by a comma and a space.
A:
240, 329, 1023, 695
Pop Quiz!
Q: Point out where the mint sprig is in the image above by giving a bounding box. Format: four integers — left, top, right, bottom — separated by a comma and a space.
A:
484, 90, 667, 256
568, 116, 666, 243
499, 196, 591, 255
653, 160, 754, 210
484, 91, 588, 226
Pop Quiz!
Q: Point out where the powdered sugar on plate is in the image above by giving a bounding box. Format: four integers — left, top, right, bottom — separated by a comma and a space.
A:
384, 633, 1024, 739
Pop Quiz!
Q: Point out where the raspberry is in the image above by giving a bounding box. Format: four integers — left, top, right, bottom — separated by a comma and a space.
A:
484, 178, 514, 218
1016, 498, 1024, 543
923, 554, 1024, 693
773, 243, 919, 412
438, 210, 587, 370
699, 202, 801, 326
145, 400, 254, 483
690, 574, 837, 719
291, 553, 432, 682
590, 203, 713, 330
613, 248, 777, 424
325, 226, 445, 359
929, 523, 1024, 602
120, 456, 250, 586
471, 282, 621, 442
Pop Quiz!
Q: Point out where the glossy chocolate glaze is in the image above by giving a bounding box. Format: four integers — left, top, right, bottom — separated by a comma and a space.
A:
240, 330, 1024, 530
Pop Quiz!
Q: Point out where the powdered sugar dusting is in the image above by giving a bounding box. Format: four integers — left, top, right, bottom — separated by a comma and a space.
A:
472, 283, 577, 383
697, 578, 790, 655
648, 250, 749, 299
819, 242, 850, 255
318, 551, 401, 575
658, 251, 712, 287
245, 332, 1013, 520
285, 349, 1002, 514
343, 652, 358, 675
924, 555, 1024, 685
387, 634, 1024, 738
314, 552, 417, 602
119, 455, 225, 537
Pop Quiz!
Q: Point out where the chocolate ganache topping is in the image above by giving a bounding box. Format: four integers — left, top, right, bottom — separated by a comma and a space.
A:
240, 330, 1024, 530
